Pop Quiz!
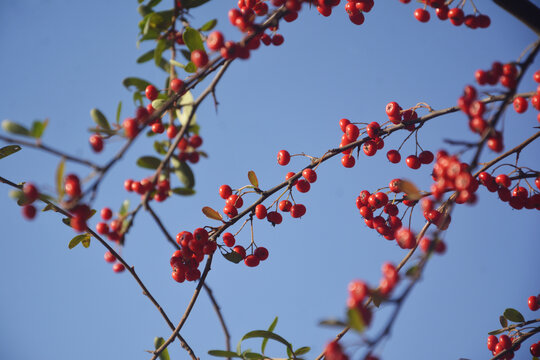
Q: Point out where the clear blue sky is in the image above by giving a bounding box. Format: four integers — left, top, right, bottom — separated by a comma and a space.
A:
1, 1, 539, 360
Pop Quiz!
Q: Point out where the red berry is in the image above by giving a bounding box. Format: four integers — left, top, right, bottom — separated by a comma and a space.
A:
207, 31, 224, 51
531, 342, 540, 356
302, 168, 317, 183
487, 335, 498, 351
414, 8, 430, 22
219, 184, 232, 199
528, 295, 540, 311
151, 122, 164, 134
272, 34, 284, 46
396, 228, 415, 249
96, 222, 109, 235
418, 150, 434, 164
254, 247, 269, 261
349, 12, 365, 25
233, 245, 246, 259
267, 211, 282, 225
341, 154, 355, 168
145, 85, 158, 101
295, 179, 310, 193
191, 49, 209, 68
104, 251, 116, 263
363, 141, 377, 156
22, 204, 37, 220
222, 232, 235, 247
290, 204, 306, 218
279, 200, 292, 212
170, 78, 184, 93
255, 204, 267, 219
223, 205, 238, 218
89, 134, 104, 152
345, 124, 360, 141
339, 118, 350, 132
513, 96, 528, 113
188, 134, 203, 148
386, 102, 401, 117
227, 194, 244, 208
277, 150, 291, 165
406, 155, 421, 169
244, 254, 260, 267
387, 149, 401, 164
123, 117, 138, 139
23, 183, 39, 204
112, 263, 125, 273
100, 207, 112, 220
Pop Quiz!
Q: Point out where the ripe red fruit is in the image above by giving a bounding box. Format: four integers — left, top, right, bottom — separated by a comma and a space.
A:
22, 204, 37, 220
244, 254, 260, 267
302, 168, 317, 183
233, 245, 246, 259
224, 205, 238, 218
23, 183, 39, 204
123, 117, 138, 139
341, 154, 355, 168
65, 174, 81, 198
170, 78, 184, 93
279, 200, 292, 212
386, 101, 401, 117
363, 141, 377, 156
172, 269, 185, 283
513, 96, 528, 113
267, 211, 282, 225
188, 134, 203, 148
272, 34, 284, 46
531, 342, 540, 356
219, 184, 232, 199
255, 204, 267, 219
112, 263, 125, 273
277, 150, 291, 165
96, 222, 109, 235
349, 12, 365, 25
151, 122, 164, 134
70, 215, 87, 233
295, 179, 310, 193
528, 295, 540, 311
145, 85, 158, 101
345, 124, 360, 141
207, 31, 224, 51
222, 232, 235, 247
436, 6, 449, 20
406, 155, 421, 169
387, 149, 401, 164
418, 150, 434, 164
414, 8, 430, 22
100, 207, 113, 220
396, 228, 415, 249
227, 194, 244, 208
191, 49, 209, 68
89, 134, 104, 152
254, 247, 269, 261
290, 204, 306, 218
104, 251, 116, 263
339, 118, 350, 132
495, 174, 511, 188
487, 335, 498, 351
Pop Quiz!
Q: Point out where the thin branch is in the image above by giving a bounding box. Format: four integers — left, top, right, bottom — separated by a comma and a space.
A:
204, 283, 232, 354
493, 0, 540, 36
0, 134, 101, 170
146, 202, 180, 250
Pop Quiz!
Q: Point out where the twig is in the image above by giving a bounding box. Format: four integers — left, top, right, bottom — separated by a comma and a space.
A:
204, 283, 232, 355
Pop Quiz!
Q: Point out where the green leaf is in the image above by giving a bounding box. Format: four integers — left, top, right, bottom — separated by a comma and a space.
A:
81, 235, 91, 248
182, 27, 205, 52
68, 234, 90, 249
261, 317, 278, 354
42, 203, 56, 212
248, 170, 258, 187
405, 264, 420, 279
137, 49, 155, 63
2, 120, 30, 136
56, 158, 65, 201
152, 99, 166, 110
115, 101, 122, 124
184, 61, 197, 73
0, 145, 21, 159
9, 190, 25, 205
202, 206, 223, 221
503, 308, 525, 323
223, 251, 243, 264
347, 307, 365, 333
177, 91, 196, 126
133, 92, 144, 106
499, 315, 508, 328
153, 140, 169, 155
171, 157, 195, 188
488, 329, 504, 336
199, 19, 217, 32
30, 119, 48, 139
318, 318, 348, 328
153, 337, 170, 360
237, 330, 293, 356
123, 77, 153, 92
371, 291, 384, 308
137, 156, 161, 169
119, 199, 130, 217
170, 59, 185, 68
90, 108, 111, 130
157, 57, 171, 73
244, 352, 264, 359
171, 187, 195, 196
294, 347, 310, 356
208, 350, 241, 358
182, 0, 212, 9
154, 39, 167, 68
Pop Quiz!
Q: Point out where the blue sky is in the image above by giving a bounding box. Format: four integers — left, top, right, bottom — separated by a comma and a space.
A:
1, 1, 539, 360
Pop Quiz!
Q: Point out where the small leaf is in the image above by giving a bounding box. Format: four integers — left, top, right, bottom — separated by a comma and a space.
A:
90, 108, 111, 130
2, 120, 30, 136
244, 352, 264, 359
499, 315, 508, 328
238, 330, 293, 356
154, 337, 170, 360
81, 234, 91, 248
153, 140, 169, 155
488, 329, 504, 336
62, 217, 71, 227
116, 101, 122, 124
199, 19, 217, 31
248, 170, 259, 187
0, 145, 21, 159
184, 62, 197, 73
137, 49, 155, 63
405, 264, 420, 278
151, 99, 166, 110
347, 307, 365, 333
42, 203, 56, 212
56, 158, 65, 201
503, 308, 525, 323
133, 91, 144, 106
154, 39, 167, 68
294, 347, 310, 356
172, 187, 195, 196
262, 317, 278, 354
137, 156, 161, 169
398, 179, 421, 201
182, 27, 205, 52
318, 319, 348, 328
171, 157, 195, 188
68, 234, 90, 249
202, 206, 223, 221
119, 199, 130, 217
223, 251, 243, 264
182, 0, 212, 9
208, 350, 241, 358
123, 77, 153, 92
170, 59, 184, 68
30, 119, 48, 139
180, 49, 191, 61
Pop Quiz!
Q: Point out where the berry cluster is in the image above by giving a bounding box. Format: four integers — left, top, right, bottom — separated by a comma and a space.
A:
337, 118, 385, 168
486, 334, 519, 359
95, 207, 127, 243
170, 228, 216, 282
124, 177, 172, 203
21, 183, 39, 220
478, 172, 540, 210
404, 0, 491, 28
